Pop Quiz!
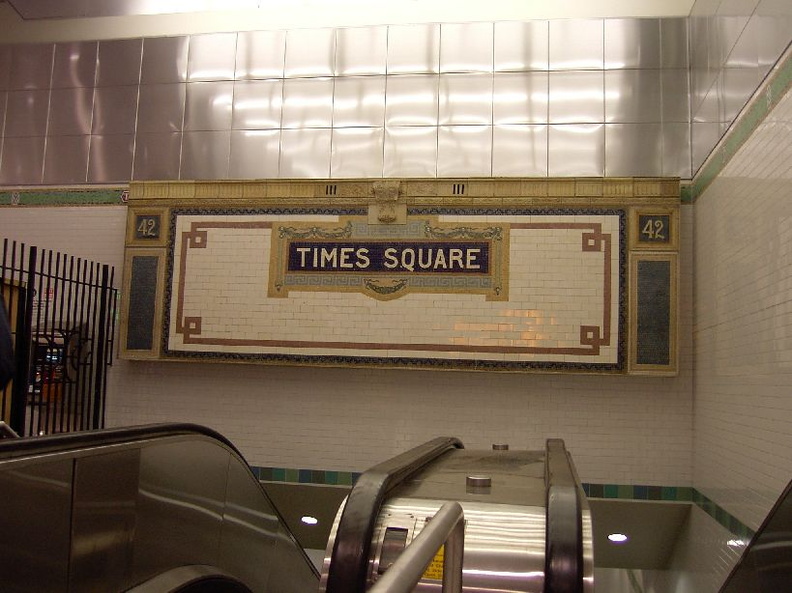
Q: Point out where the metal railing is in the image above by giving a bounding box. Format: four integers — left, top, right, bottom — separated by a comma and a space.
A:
369, 501, 465, 593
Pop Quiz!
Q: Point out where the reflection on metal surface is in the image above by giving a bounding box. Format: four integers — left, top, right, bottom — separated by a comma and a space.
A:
323, 444, 591, 593
0, 425, 318, 593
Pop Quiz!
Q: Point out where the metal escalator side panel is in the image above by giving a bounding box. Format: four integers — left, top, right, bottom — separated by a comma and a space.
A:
0, 457, 73, 593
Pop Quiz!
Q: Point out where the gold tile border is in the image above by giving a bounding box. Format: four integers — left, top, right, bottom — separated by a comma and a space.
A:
128, 177, 680, 208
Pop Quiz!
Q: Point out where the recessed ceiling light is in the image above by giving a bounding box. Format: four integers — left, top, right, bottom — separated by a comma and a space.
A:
608, 533, 629, 543
301, 515, 319, 525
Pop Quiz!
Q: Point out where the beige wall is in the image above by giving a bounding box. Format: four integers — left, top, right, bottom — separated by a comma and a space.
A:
693, 80, 792, 525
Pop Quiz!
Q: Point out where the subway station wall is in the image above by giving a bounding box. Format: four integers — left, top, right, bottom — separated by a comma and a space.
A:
0, 201, 693, 487
692, 70, 792, 588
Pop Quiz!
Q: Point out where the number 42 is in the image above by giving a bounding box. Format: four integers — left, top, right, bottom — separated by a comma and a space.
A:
642, 218, 666, 240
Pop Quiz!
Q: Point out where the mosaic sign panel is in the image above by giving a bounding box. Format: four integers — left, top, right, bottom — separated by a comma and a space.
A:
165, 208, 624, 371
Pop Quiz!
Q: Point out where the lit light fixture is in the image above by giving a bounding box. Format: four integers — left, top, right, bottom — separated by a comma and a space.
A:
727, 539, 746, 547
608, 533, 629, 543
301, 515, 319, 525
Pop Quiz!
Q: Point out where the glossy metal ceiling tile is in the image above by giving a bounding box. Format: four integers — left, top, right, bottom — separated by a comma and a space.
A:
691, 120, 720, 172
331, 127, 385, 178
662, 123, 691, 177
133, 132, 182, 180
137, 83, 186, 133
0, 136, 45, 184
188, 33, 237, 81
232, 79, 283, 130
184, 81, 234, 131
279, 128, 332, 177
604, 123, 663, 176
384, 74, 439, 127
548, 71, 604, 123
722, 67, 760, 122
387, 24, 440, 74
494, 21, 549, 72
333, 76, 385, 128
549, 19, 603, 70
236, 30, 286, 80
662, 70, 690, 123
548, 124, 604, 176
660, 18, 689, 69
48, 87, 94, 136
494, 72, 548, 124
384, 126, 437, 177
5, 90, 50, 137
0, 47, 10, 91
0, 92, 6, 137
437, 125, 492, 177
605, 70, 662, 123
52, 42, 97, 88
96, 39, 142, 87
440, 23, 493, 73
755, 0, 792, 71
92, 85, 138, 135
282, 78, 333, 128
492, 124, 548, 176
181, 130, 231, 179
439, 73, 493, 126
9, 44, 53, 90
88, 134, 134, 183
229, 129, 281, 178
604, 19, 661, 69
335, 26, 387, 76
43, 135, 89, 184
284, 28, 335, 78
141, 37, 188, 84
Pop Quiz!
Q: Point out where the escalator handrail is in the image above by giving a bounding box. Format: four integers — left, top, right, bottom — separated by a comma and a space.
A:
325, 436, 464, 593
0, 423, 242, 461
544, 438, 584, 593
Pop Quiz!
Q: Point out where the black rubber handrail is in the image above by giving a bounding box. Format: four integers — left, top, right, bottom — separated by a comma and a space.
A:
0, 423, 242, 461
325, 436, 464, 593
544, 438, 584, 593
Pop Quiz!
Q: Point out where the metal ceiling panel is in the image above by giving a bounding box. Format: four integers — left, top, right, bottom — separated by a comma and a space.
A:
7, 0, 258, 20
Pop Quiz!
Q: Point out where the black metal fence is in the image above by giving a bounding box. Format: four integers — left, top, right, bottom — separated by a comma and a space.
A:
1, 238, 117, 436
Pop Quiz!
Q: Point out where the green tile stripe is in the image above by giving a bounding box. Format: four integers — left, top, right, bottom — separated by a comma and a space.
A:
255, 466, 360, 487
0, 188, 127, 206
692, 489, 756, 541
683, 46, 792, 204
255, 467, 755, 540
586, 482, 755, 540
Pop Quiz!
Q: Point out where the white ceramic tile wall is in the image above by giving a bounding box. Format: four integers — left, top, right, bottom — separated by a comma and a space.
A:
663, 506, 742, 593
1, 203, 694, 487
694, 84, 792, 530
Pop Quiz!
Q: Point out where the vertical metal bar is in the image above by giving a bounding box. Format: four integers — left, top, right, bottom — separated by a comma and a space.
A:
41, 249, 55, 434
11, 245, 36, 435
54, 251, 68, 433
1, 239, 10, 424
65, 255, 79, 432
92, 264, 110, 429
74, 258, 89, 431
63, 255, 80, 431
80, 260, 98, 431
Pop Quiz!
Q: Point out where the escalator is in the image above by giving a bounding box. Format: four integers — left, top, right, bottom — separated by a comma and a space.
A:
0, 424, 319, 593
321, 438, 593, 593
0, 426, 592, 593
